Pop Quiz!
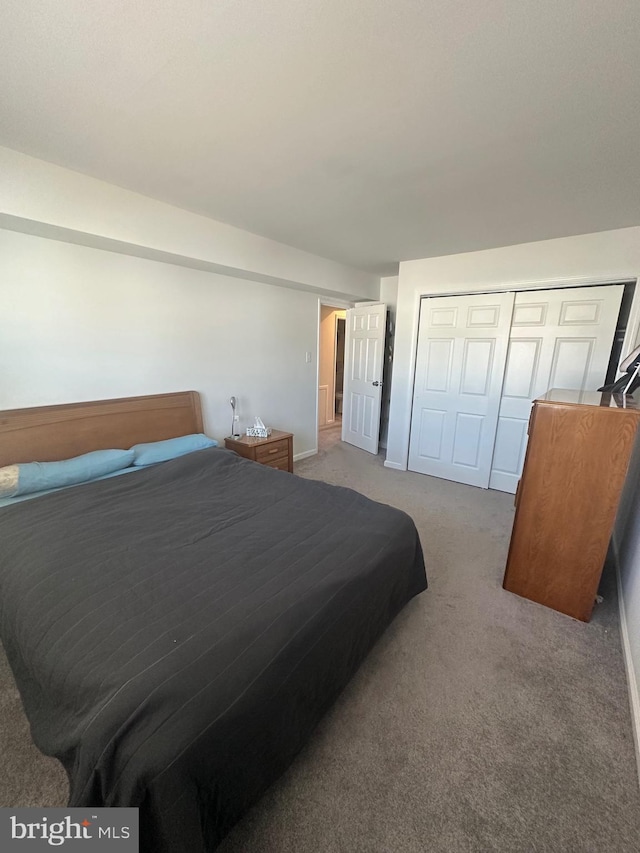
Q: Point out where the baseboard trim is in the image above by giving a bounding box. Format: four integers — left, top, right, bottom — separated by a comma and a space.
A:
612, 540, 640, 789
383, 460, 406, 471
294, 449, 317, 462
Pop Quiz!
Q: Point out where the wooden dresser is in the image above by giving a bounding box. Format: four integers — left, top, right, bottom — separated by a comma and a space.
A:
503, 389, 640, 621
224, 430, 293, 473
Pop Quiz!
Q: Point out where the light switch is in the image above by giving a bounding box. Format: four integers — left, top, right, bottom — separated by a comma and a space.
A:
305, 351, 312, 363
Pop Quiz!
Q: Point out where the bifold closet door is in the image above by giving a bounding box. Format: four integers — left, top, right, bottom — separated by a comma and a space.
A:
408, 292, 514, 488
489, 284, 624, 493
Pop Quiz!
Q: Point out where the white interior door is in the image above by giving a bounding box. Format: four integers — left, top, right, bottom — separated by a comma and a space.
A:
489, 284, 624, 492
342, 303, 386, 454
408, 292, 515, 487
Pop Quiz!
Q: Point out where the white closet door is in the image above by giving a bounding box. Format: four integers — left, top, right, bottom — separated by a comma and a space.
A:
408, 292, 515, 487
489, 284, 624, 493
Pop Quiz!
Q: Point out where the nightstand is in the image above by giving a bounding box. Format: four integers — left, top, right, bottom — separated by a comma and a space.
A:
224, 430, 293, 472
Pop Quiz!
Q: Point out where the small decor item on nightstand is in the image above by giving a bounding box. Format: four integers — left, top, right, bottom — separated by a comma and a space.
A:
229, 396, 240, 438
246, 417, 272, 438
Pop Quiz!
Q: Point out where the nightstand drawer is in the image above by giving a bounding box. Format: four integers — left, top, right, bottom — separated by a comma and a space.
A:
255, 438, 289, 462
224, 430, 293, 473
263, 457, 290, 471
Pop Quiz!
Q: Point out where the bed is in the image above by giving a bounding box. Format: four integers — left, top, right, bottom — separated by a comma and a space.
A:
0, 391, 427, 852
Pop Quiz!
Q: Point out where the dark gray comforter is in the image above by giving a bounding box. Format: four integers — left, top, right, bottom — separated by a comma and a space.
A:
0, 448, 427, 851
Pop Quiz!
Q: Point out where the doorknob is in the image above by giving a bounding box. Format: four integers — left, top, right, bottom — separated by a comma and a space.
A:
372, 381, 382, 387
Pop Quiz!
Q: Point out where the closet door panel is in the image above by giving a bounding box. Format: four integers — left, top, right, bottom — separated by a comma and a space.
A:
489, 285, 624, 493
408, 292, 514, 488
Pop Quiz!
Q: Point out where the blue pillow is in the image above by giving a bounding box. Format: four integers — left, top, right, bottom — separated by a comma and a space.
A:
0, 463, 143, 507
0, 448, 135, 498
131, 433, 217, 466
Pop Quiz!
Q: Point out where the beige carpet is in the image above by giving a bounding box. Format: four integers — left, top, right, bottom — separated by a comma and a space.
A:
2, 429, 639, 852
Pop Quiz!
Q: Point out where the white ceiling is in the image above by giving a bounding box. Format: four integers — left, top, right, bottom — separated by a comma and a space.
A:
1, 0, 639, 275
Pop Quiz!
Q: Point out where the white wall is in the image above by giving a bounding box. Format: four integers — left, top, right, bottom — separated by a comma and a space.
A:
0, 146, 379, 302
379, 276, 398, 318
0, 147, 381, 460
386, 226, 640, 470
0, 229, 320, 455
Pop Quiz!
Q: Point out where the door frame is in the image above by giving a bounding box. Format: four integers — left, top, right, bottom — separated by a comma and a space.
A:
316, 298, 354, 453
403, 279, 639, 474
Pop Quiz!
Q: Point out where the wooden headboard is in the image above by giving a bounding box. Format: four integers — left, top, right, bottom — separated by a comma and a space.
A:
0, 391, 204, 467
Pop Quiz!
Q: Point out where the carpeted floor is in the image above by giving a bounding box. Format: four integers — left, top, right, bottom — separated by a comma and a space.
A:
2, 428, 639, 851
